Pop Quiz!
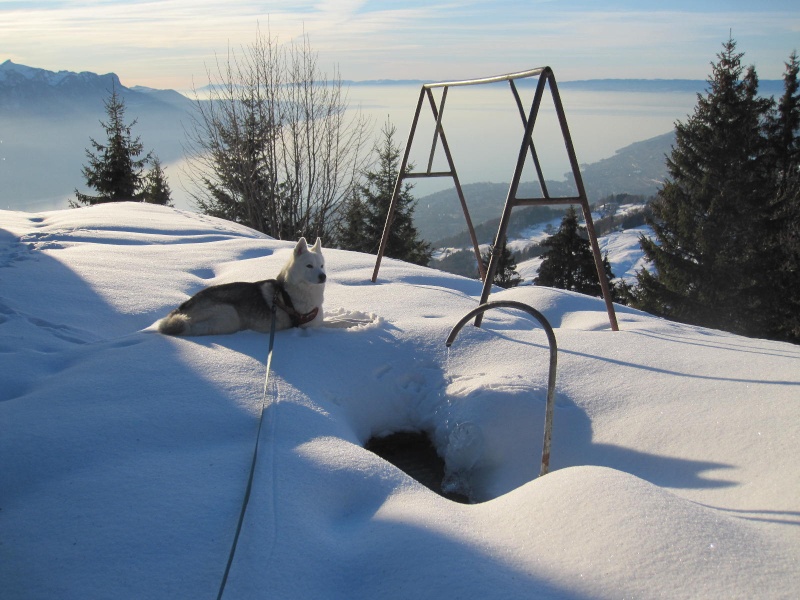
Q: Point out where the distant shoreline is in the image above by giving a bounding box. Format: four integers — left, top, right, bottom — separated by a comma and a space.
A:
342, 78, 785, 95
1, 61, 785, 97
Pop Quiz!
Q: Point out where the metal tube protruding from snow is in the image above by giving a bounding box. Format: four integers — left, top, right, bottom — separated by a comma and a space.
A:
446, 300, 557, 477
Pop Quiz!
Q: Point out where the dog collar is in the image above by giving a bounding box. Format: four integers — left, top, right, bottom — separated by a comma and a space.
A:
268, 280, 319, 327
292, 306, 319, 326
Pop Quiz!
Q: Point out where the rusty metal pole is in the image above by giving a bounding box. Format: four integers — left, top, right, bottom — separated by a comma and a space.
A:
509, 79, 550, 199
423, 87, 486, 281
372, 87, 426, 283
545, 71, 619, 331
427, 86, 448, 173
476, 70, 550, 327
446, 300, 558, 477
373, 67, 619, 332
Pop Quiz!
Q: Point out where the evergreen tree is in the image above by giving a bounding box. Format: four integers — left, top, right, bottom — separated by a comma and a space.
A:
337, 119, 432, 266
768, 52, 800, 197
72, 86, 151, 206
765, 51, 800, 342
481, 237, 522, 288
429, 248, 479, 279
194, 97, 278, 233
633, 37, 774, 336
142, 157, 173, 206
535, 206, 615, 297
336, 189, 371, 253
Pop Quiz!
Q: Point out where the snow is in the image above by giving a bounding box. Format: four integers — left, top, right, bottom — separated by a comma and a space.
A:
511, 206, 655, 285
0, 59, 80, 85
597, 224, 654, 283
436, 204, 653, 287
1, 202, 798, 599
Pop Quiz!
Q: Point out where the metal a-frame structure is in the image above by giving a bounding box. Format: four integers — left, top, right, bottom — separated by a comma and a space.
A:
371, 67, 619, 331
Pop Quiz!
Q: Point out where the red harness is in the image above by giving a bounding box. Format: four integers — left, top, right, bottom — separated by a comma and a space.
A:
269, 279, 319, 327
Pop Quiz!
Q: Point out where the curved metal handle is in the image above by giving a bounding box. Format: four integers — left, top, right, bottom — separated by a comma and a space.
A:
446, 301, 557, 477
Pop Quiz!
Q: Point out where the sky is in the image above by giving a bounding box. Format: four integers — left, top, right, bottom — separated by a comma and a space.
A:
1, 0, 799, 90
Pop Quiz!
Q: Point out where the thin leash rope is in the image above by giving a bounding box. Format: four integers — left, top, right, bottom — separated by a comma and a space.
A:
216, 303, 278, 600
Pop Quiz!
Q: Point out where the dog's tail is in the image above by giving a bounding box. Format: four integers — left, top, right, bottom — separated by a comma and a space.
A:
157, 311, 189, 336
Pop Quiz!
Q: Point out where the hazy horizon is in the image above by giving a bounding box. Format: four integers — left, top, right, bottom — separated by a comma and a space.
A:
0, 56, 790, 93
4, 1, 796, 212
1, 82, 696, 213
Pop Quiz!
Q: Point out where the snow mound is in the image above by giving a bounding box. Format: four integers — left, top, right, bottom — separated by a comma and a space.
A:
323, 307, 384, 330
1, 203, 798, 599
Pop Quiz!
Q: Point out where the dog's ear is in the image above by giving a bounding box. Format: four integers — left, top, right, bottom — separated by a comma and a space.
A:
294, 237, 308, 256
311, 237, 322, 253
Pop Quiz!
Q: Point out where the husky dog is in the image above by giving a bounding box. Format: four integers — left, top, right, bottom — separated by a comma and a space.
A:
158, 237, 326, 336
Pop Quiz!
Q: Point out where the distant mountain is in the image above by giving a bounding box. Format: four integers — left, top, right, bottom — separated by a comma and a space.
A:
413, 181, 570, 246
0, 60, 192, 116
0, 61, 195, 209
558, 78, 785, 96
560, 79, 709, 93
579, 131, 675, 200
0, 63, 705, 213
343, 79, 431, 87
413, 131, 675, 244
128, 85, 195, 111
0, 60, 122, 115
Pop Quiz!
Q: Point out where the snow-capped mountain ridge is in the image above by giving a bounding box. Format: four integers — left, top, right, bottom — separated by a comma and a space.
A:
0, 60, 188, 117
0, 59, 120, 87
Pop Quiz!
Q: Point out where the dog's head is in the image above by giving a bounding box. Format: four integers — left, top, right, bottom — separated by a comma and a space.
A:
291, 237, 326, 285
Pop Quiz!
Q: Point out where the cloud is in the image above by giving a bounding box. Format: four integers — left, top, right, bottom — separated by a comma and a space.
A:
2, 1, 798, 87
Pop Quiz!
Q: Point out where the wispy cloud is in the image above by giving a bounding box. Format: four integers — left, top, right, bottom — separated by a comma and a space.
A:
1, 1, 797, 88
307, 4, 800, 81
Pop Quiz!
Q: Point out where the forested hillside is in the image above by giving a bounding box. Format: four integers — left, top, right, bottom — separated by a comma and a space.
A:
413, 131, 673, 244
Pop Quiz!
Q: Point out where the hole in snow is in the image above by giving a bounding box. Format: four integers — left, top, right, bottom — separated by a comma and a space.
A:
365, 431, 470, 504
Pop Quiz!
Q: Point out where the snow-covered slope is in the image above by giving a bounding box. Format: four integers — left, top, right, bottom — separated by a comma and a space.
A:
511, 206, 652, 285
1, 203, 798, 599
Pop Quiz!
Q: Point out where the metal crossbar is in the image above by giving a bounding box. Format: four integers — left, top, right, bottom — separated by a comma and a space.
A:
423, 68, 549, 89
371, 66, 619, 332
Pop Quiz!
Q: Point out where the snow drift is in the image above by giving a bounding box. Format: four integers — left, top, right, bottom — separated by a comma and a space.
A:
1, 203, 797, 599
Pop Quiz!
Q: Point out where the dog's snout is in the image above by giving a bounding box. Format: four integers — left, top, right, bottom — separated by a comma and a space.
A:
318, 273, 327, 283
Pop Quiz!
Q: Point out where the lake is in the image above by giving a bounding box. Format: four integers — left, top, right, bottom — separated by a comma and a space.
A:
344, 83, 696, 198
1, 83, 699, 212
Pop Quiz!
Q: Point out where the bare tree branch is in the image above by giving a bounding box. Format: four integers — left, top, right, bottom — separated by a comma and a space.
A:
182, 27, 371, 240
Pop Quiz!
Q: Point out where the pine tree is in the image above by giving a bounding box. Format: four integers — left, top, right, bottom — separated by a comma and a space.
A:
193, 97, 278, 233
72, 85, 151, 206
336, 189, 371, 253
765, 51, 800, 342
633, 37, 774, 336
481, 237, 522, 288
337, 119, 432, 266
768, 52, 800, 197
141, 157, 173, 206
535, 206, 615, 297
